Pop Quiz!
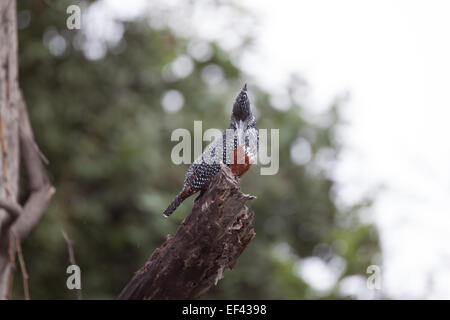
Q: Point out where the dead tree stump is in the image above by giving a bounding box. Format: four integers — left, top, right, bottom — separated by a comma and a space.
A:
118, 165, 256, 300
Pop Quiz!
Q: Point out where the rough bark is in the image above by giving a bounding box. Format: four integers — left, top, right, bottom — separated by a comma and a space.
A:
118, 165, 256, 300
0, 0, 54, 299
0, 0, 20, 300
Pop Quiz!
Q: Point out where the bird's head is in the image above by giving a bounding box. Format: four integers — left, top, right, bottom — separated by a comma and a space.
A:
230, 83, 256, 131
229, 84, 256, 146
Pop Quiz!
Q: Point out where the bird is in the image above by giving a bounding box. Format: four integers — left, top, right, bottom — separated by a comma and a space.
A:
163, 84, 258, 217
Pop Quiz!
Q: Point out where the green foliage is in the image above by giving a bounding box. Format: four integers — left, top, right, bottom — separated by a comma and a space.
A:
13, 0, 379, 299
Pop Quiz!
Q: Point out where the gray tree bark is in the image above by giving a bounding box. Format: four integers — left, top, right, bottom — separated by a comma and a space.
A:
0, 0, 54, 299
118, 165, 256, 300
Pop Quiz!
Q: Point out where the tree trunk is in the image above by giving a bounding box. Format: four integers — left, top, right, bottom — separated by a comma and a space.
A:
0, 0, 54, 300
118, 165, 256, 300
0, 0, 20, 299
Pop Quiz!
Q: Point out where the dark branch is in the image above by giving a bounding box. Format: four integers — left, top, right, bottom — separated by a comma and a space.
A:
118, 165, 256, 300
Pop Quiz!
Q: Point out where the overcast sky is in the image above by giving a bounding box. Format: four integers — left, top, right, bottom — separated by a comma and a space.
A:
239, 0, 450, 299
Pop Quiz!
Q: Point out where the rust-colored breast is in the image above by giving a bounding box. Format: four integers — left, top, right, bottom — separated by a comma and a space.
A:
230, 145, 251, 178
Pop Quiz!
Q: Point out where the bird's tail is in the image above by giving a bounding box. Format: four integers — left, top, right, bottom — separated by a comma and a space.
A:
162, 187, 192, 218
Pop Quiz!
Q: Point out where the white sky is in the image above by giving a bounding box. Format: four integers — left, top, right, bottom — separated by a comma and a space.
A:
98, 0, 450, 299
240, 0, 450, 299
